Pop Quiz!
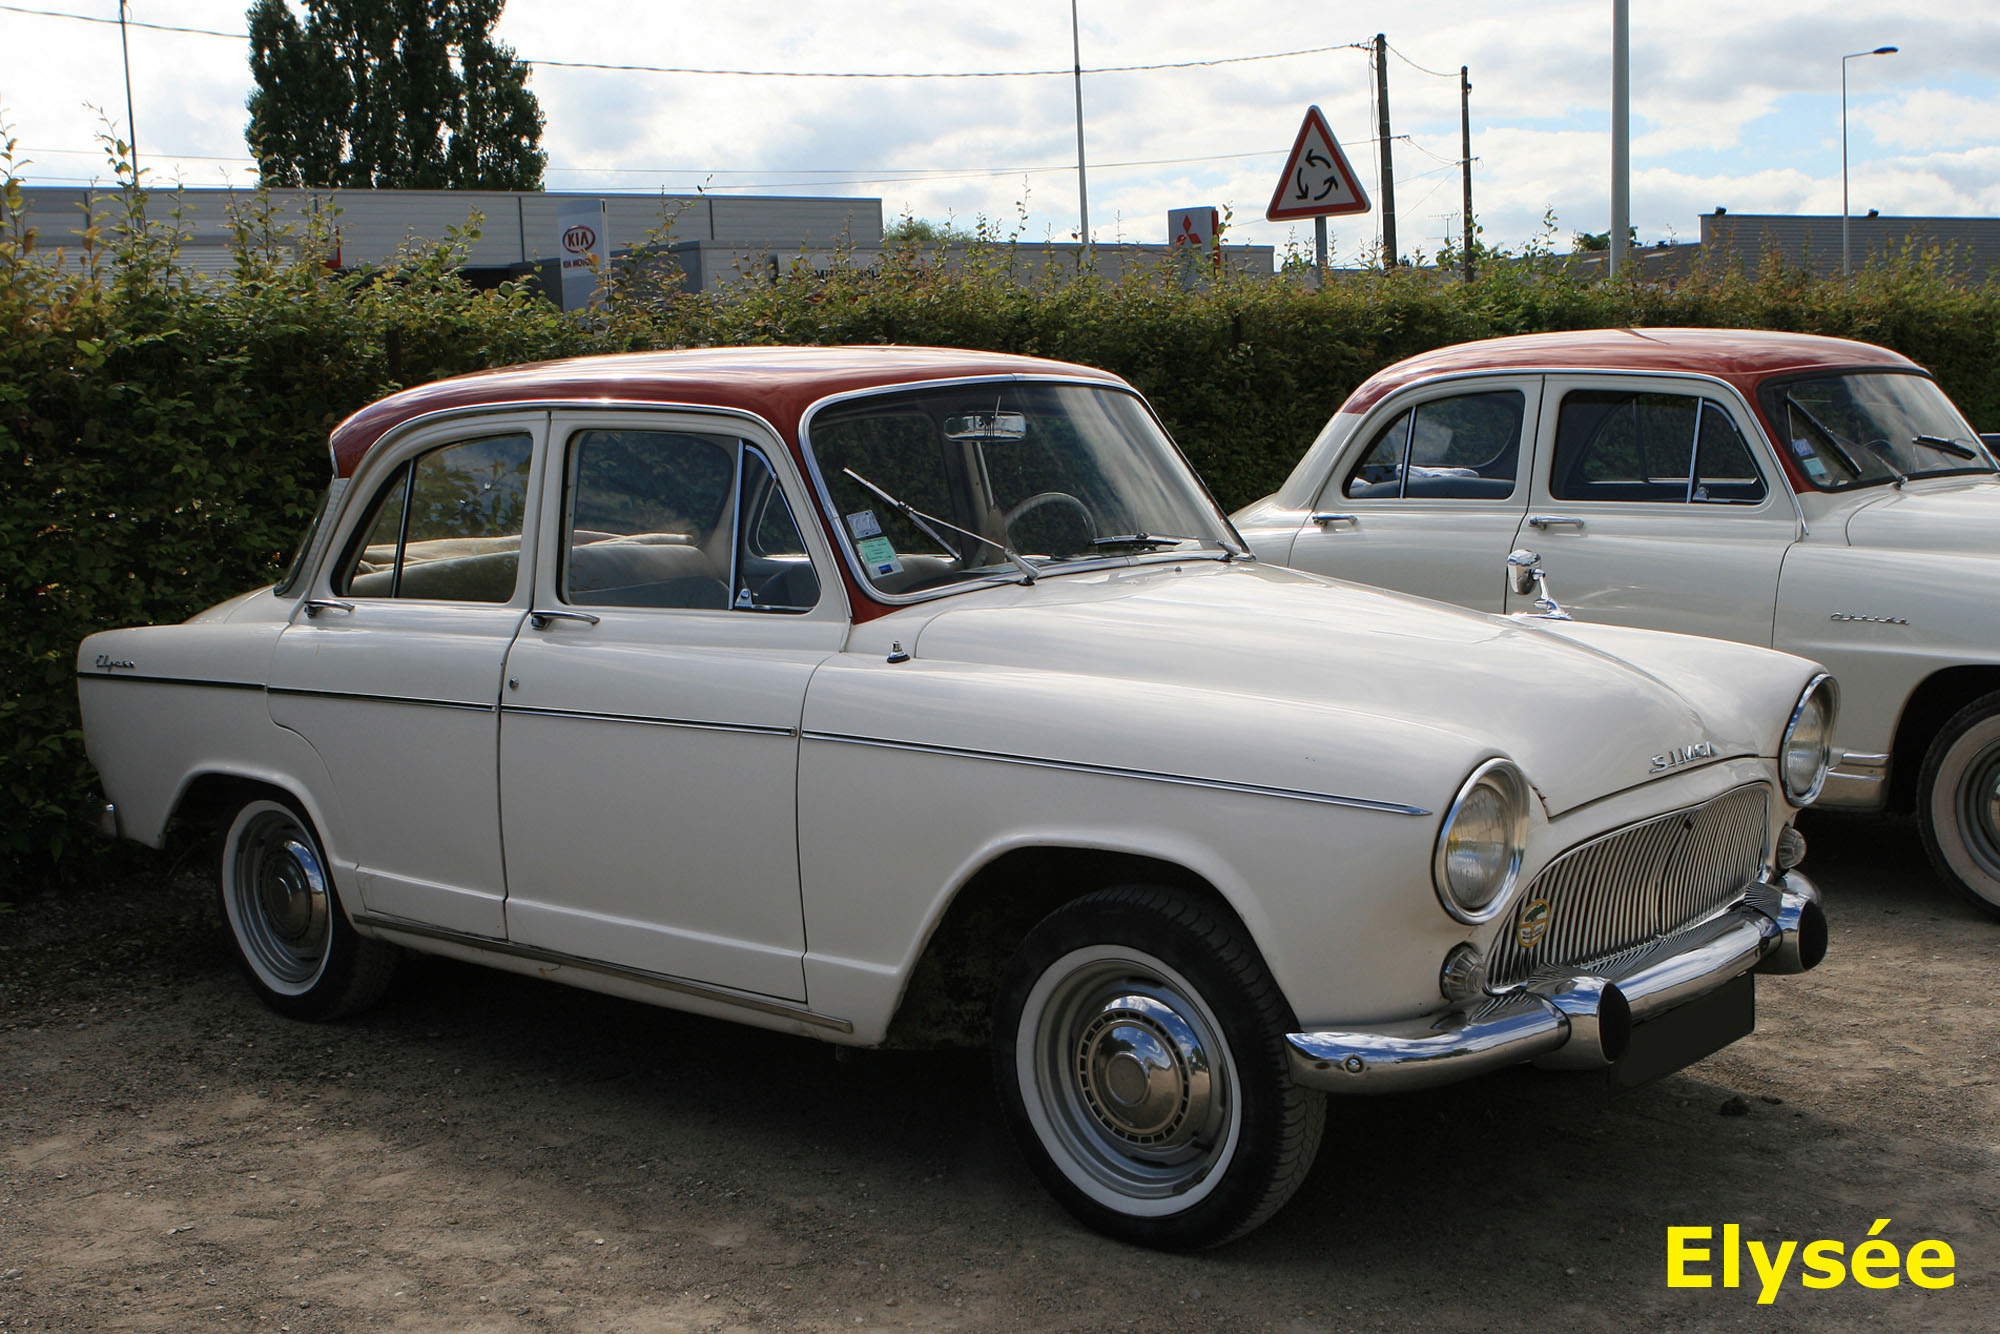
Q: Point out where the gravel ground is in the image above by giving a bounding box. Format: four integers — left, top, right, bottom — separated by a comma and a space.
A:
2, 810, 1995, 1331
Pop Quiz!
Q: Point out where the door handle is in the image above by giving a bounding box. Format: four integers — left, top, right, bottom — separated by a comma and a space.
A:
529, 609, 602, 631
1310, 512, 1358, 528
302, 598, 355, 618
1526, 515, 1585, 530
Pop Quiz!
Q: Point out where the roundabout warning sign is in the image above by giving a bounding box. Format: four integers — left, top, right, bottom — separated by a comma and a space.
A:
1265, 105, 1370, 222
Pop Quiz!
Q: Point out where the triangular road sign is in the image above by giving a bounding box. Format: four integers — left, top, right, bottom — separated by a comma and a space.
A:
1266, 105, 1371, 221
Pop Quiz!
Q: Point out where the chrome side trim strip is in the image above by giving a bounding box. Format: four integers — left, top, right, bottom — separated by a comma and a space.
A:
501, 704, 796, 738
267, 685, 495, 713
75, 673, 266, 692
801, 731, 1430, 816
350, 912, 853, 1033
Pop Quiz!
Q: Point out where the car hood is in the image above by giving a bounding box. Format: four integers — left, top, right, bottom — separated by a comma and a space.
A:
1843, 476, 2000, 555
900, 561, 1796, 817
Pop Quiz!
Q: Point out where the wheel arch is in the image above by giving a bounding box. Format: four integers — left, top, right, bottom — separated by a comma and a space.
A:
1888, 666, 2000, 810
882, 844, 1272, 1049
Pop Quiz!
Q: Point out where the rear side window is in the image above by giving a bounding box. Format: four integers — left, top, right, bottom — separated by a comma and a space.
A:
337, 434, 533, 601
1551, 391, 1766, 504
1341, 391, 1525, 500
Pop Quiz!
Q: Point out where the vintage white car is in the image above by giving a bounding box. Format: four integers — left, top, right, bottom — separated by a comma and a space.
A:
1236, 328, 2000, 917
80, 346, 1830, 1249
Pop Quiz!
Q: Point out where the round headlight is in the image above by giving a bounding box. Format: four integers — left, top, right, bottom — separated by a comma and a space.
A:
1781, 674, 1838, 805
1434, 759, 1530, 922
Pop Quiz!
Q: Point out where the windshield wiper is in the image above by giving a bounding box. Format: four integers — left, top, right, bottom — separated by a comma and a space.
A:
1089, 533, 1202, 552
1787, 395, 1906, 486
1910, 433, 1983, 462
841, 467, 1040, 585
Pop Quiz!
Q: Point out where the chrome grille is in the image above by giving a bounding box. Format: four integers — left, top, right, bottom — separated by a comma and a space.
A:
1488, 785, 1768, 987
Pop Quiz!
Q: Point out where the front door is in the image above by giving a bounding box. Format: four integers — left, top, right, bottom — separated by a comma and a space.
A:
497, 414, 847, 1001
1506, 376, 1799, 644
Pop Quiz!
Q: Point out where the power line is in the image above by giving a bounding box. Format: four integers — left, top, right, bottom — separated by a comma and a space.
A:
0, 2, 237, 39
1383, 40, 1458, 80
0, 6, 1368, 80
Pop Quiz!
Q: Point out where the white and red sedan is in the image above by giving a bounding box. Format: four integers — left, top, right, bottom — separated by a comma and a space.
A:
82, 346, 1828, 1247
1237, 329, 2000, 916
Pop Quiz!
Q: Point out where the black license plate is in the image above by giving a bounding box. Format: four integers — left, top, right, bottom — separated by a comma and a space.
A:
1609, 972, 1756, 1091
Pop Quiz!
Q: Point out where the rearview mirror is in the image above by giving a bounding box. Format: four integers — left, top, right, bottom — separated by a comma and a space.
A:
944, 412, 1029, 443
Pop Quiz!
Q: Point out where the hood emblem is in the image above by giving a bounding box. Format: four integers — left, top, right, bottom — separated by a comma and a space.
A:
94, 654, 136, 671
1516, 899, 1553, 949
1649, 741, 1717, 774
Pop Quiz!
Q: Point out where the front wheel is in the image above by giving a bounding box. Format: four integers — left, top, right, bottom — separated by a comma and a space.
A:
1919, 693, 2000, 919
219, 797, 397, 1019
993, 886, 1325, 1249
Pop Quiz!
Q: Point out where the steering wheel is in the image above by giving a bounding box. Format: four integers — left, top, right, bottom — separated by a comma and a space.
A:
1003, 491, 1097, 546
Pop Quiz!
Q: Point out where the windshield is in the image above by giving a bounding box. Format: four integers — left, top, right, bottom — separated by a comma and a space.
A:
804, 381, 1238, 597
1759, 371, 1996, 491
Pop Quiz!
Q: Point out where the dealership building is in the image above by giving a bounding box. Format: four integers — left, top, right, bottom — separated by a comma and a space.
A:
6, 185, 1277, 303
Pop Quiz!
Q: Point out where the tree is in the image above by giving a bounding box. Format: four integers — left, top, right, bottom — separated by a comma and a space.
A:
245, 1, 546, 190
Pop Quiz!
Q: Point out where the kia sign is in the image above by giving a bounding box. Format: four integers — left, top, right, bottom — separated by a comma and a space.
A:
557, 200, 608, 310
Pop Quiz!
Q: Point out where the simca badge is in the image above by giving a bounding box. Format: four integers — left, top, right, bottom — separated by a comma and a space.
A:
1516, 898, 1553, 949
1649, 741, 1717, 774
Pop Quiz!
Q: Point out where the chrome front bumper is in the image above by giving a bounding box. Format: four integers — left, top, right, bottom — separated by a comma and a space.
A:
1286, 871, 1826, 1094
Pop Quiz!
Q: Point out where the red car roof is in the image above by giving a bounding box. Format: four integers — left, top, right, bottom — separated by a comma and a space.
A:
328, 345, 1127, 477
1340, 328, 1922, 416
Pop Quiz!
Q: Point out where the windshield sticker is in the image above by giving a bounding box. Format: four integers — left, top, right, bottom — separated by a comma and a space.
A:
1792, 440, 1833, 484
846, 509, 884, 540
856, 534, 903, 577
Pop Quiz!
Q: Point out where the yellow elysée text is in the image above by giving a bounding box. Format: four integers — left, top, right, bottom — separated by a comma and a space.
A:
1667, 1220, 1955, 1303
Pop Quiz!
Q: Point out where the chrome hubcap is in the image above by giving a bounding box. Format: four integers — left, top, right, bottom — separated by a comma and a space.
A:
229, 809, 331, 987
1023, 949, 1237, 1205
1963, 741, 2000, 878
1075, 994, 1212, 1150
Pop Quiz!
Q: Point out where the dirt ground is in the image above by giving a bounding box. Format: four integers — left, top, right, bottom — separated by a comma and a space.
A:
3, 810, 1995, 1332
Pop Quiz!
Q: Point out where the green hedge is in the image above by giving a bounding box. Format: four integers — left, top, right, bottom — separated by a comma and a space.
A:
7, 163, 2000, 890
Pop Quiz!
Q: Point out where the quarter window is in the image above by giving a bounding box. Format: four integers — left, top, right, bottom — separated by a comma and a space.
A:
1551, 391, 1766, 503
1341, 391, 1525, 499
338, 434, 533, 601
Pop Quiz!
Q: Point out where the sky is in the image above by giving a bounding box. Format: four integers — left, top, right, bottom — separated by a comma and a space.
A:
1, 1, 1994, 266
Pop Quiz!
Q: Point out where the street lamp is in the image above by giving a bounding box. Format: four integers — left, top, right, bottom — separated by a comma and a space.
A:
1841, 45, 1898, 277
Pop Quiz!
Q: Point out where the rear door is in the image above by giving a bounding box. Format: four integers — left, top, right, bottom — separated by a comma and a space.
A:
269, 416, 543, 938
1282, 378, 1541, 611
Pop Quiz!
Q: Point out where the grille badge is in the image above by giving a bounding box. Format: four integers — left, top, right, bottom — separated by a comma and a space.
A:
1516, 898, 1553, 949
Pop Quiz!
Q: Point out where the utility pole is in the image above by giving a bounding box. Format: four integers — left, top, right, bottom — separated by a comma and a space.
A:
118, 0, 139, 181
1460, 65, 1474, 281
1070, 1, 1090, 259
1610, 0, 1629, 277
1374, 34, 1397, 267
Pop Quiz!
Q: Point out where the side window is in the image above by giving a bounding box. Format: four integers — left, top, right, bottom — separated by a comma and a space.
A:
1553, 391, 1766, 504
338, 434, 532, 601
1340, 391, 1525, 499
565, 430, 736, 609
562, 429, 821, 613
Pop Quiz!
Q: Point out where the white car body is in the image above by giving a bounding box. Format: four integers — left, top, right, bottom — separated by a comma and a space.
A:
79, 346, 1830, 1247
1236, 328, 2000, 915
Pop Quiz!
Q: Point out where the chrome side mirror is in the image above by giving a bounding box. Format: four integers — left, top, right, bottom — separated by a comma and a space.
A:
1506, 549, 1573, 621
1507, 548, 1540, 597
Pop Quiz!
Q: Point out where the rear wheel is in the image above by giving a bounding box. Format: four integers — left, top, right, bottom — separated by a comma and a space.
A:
993, 885, 1324, 1249
1917, 691, 2000, 919
218, 797, 397, 1019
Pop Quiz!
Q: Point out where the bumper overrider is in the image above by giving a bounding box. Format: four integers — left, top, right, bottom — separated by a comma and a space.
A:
1287, 871, 1826, 1094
